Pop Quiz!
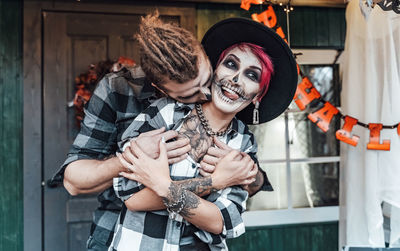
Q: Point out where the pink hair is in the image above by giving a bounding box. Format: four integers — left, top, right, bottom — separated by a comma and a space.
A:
216, 42, 274, 101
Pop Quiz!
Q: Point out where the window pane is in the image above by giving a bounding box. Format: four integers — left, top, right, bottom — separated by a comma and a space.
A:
300, 64, 340, 107
288, 64, 341, 158
249, 116, 286, 160
291, 162, 339, 208
247, 163, 287, 211
288, 112, 340, 158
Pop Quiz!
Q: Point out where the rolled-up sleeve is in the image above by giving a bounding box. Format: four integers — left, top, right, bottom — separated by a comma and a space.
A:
113, 176, 145, 201
193, 186, 248, 247
50, 76, 118, 183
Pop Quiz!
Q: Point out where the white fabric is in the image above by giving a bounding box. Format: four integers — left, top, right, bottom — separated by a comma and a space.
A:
340, 0, 400, 248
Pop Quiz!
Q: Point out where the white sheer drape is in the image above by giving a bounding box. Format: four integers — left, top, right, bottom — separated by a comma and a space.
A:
340, 0, 400, 248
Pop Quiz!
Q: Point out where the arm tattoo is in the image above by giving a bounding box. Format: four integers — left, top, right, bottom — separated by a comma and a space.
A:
179, 191, 199, 218
175, 177, 218, 197
161, 182, 200, 218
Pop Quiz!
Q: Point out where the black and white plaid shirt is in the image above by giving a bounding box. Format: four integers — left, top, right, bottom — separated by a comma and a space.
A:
52, 67, 272, 250
51, 66, 157, 249
110, 97, 258, 251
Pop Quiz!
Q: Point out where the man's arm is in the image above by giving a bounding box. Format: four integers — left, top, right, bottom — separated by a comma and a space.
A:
65, 128, 190, 195
63, 157, 122, 195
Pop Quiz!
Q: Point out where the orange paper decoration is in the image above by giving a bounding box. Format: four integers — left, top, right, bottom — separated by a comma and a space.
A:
293, 77, 321, 110
367, 123, 391, 151
241, 0, 263, 11
251, 6, 287, 42
336, 116, 360, 146
251, 6, 277, 27
308, 102, 339, 132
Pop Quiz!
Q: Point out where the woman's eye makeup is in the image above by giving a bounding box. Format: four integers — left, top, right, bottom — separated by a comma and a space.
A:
246, 70, 259, 81
223, 58, 237, 69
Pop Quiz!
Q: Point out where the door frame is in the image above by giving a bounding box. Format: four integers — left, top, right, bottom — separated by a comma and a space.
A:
23, 1, 196, 250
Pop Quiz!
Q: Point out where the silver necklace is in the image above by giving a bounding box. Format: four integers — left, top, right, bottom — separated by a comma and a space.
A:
195, 103, 231, 137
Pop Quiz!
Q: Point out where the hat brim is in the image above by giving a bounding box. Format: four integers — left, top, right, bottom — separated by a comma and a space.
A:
201, 18, 298, 124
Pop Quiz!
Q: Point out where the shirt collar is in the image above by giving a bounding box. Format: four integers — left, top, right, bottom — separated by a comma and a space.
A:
125, 66, 156, 101
227, 117, 239, 137
174, 101, 195, 114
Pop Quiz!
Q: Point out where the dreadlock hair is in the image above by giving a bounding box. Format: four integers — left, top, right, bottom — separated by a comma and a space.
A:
135, 11, 200, 85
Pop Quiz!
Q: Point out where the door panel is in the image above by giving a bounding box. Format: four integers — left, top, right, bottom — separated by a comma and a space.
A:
43, 9, 189, 251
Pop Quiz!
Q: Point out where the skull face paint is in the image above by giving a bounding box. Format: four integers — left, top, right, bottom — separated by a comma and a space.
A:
211, 47, 261, 115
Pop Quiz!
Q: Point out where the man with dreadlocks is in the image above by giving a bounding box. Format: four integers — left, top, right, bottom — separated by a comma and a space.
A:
52, 12, 269, 251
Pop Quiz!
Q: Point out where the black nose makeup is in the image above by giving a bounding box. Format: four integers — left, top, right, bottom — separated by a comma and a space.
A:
233, 75, 239, 83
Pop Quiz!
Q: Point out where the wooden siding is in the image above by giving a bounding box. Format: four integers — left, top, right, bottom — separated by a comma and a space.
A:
197, 3, 345, 49
227, 222, 339, 251
0, 0, 23, 250
289, 7, 346, 48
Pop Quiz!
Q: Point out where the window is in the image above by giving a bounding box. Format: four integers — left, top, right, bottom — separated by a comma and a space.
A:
244, 49, 341, 226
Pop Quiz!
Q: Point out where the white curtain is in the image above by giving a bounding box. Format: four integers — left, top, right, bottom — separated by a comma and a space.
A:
340, 0, 400, 248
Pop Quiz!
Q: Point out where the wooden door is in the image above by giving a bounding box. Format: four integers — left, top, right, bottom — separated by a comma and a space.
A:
42, 8, 192, 251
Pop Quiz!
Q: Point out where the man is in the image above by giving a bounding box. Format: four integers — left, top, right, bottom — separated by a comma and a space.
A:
52, 13, 271, 250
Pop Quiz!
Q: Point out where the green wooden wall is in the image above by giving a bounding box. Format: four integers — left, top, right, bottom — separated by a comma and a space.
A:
0, 0, 23, 250
227, 222, 339, 251
197, 3, 345, 49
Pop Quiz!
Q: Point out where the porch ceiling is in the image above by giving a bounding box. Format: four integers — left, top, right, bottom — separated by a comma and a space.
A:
164, 0, 347, 8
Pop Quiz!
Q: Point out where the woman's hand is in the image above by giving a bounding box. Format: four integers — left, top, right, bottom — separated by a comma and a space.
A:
117, 138, 172, 196
125, 127, 190, 165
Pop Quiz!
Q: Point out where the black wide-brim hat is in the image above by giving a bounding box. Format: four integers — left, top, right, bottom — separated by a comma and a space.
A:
201, 18, 298, 124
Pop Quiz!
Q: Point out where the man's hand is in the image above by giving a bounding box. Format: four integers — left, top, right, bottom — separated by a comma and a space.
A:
125, 127, 190, 164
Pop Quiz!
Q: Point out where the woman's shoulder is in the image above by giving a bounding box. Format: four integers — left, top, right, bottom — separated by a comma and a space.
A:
232, 117, 253, 136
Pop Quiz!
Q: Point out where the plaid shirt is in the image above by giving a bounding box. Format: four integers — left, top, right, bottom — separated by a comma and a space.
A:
51, 66, 157, 249
110, 97, 258, 251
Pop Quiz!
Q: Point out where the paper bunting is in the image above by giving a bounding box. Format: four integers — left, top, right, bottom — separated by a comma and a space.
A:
336, 116, 360, 147
367, 124, 391, 151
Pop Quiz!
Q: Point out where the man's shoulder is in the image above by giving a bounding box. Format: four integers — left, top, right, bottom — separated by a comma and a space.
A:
106, 65, 146, 82
97, 66, 154, 100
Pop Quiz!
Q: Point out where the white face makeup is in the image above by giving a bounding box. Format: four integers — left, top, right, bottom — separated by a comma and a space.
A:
211, 47, 261, 115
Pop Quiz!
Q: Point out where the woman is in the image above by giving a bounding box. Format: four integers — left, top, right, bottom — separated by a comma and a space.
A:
110, 18, 298, 251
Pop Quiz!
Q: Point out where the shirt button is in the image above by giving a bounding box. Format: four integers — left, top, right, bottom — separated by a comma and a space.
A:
192, 163, 196, 169
176, 222, 181, 227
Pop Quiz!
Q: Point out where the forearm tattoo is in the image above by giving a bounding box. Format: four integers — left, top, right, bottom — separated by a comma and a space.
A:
175, 177, 218, 197
162, 182, 200, 218
178, 114, 212, 162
